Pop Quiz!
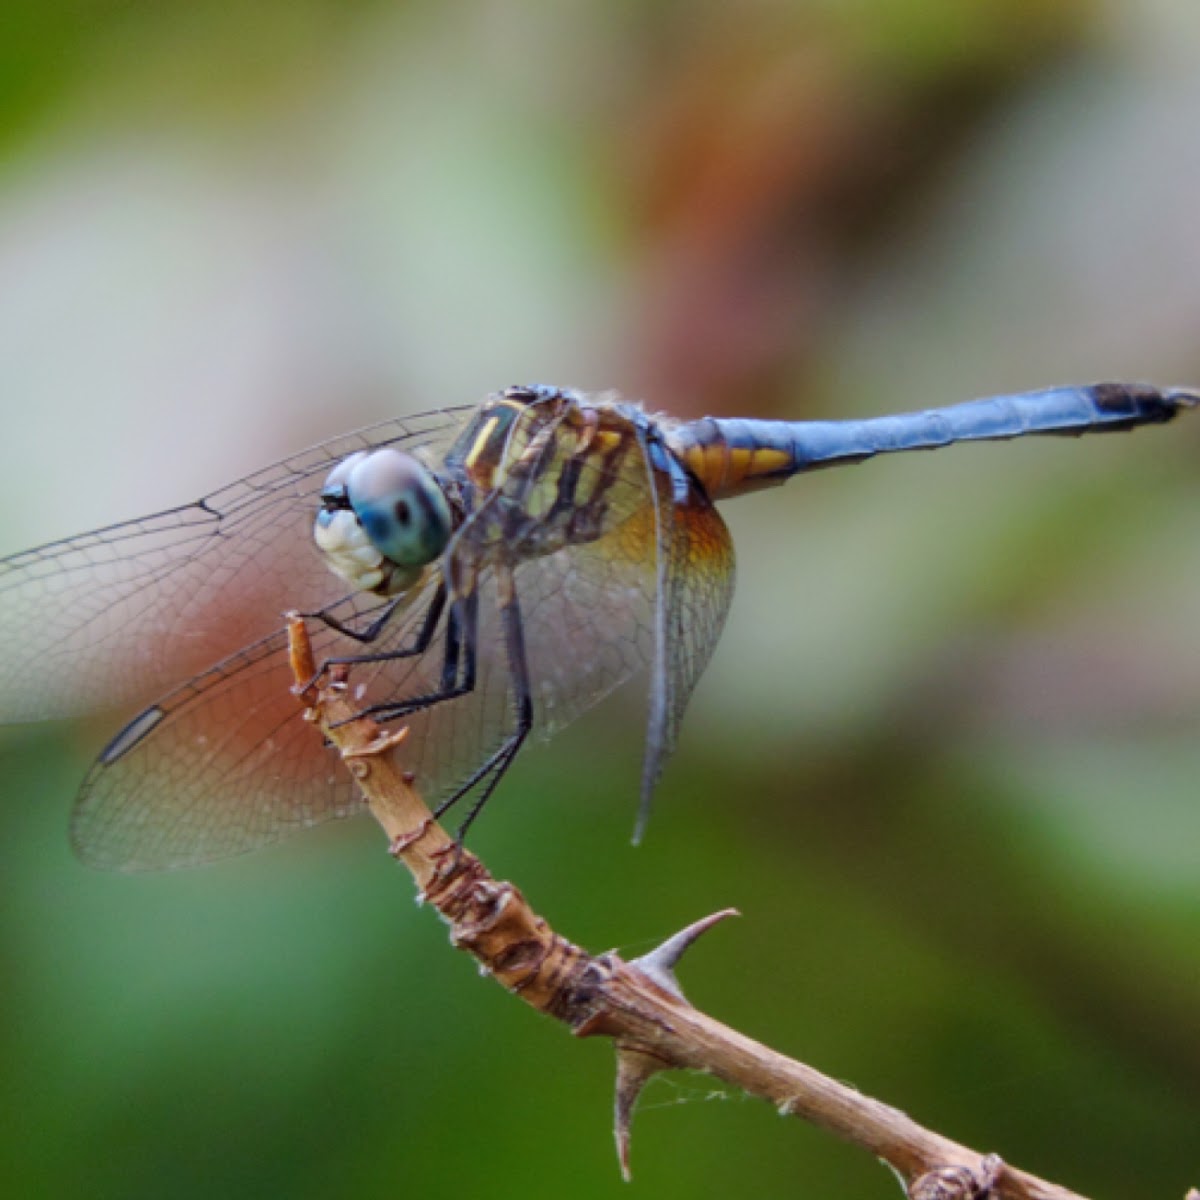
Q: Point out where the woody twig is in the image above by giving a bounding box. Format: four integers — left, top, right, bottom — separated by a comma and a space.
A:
286, 613, 1193, 1200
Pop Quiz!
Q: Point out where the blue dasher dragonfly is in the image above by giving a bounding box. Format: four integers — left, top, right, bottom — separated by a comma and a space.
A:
0, 382, 1193, 870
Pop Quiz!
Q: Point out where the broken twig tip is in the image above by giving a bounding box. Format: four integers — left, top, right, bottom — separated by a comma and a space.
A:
285, 613, 318, 700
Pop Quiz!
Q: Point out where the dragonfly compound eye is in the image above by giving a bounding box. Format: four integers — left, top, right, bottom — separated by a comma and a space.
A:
319, 450, 367, 501
344, 448, 453, 570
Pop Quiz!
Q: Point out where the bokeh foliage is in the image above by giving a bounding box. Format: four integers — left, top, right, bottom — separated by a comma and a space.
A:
1, 2, 1198, 1196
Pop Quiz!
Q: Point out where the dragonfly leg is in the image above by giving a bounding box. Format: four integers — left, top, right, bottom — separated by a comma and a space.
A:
432, 567, 533, 840
332, 587, 478, 726
328, 563, 534, 841
304, 578, 446, 648
309, 584, 448, 680
303, 594, 409, 645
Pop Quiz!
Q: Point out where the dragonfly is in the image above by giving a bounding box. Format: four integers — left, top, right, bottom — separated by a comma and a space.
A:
0, 382, 1193, 871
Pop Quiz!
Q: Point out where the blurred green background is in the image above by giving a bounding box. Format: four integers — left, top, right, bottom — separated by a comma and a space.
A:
2, 1, 1199, 1196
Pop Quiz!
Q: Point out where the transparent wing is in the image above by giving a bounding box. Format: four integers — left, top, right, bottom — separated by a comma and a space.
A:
637, 440, 735, 834
72, 518, 662, 871
656, 484, 735, 761
0, 407, 472, 723
373, 509, 662, 816
70, 586, 435, 870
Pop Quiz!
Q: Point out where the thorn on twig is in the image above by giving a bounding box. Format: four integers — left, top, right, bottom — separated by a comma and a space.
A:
908, 1155, 1004, 1200
613, 1045, 670, 1182
629, 908, 740, 1001
610, 911, 739, 1178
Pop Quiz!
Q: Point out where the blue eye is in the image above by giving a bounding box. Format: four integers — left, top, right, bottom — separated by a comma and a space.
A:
345, 449, 452, 567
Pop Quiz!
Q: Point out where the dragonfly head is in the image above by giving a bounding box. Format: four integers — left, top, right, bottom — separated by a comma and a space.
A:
314, 448, 453, 595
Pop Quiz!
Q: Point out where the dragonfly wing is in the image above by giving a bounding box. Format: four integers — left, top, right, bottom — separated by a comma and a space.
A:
73, 556, 583, 868
71, 583, 446, 870
512, 508, 658, 740
637, 437, 736, 838
0, 408, 471, 723
392, 524, 659, 824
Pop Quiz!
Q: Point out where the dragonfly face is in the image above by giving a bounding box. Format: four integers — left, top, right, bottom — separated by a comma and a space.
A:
314, 447, 455, 595
0, 380, 1192, 870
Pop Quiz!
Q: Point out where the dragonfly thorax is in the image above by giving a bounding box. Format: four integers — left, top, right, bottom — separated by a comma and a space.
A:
314, 447, 453, 596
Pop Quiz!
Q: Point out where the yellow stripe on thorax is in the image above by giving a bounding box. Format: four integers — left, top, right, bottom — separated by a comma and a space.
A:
462, 398, 531, 489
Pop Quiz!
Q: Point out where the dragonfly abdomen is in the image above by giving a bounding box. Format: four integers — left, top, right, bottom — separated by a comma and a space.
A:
669, 383, 1198, 502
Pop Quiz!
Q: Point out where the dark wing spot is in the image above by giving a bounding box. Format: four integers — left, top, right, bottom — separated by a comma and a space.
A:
99, 705, 167, 764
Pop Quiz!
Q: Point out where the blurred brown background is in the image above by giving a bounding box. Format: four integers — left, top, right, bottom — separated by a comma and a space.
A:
2, 2, 1199, 1196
